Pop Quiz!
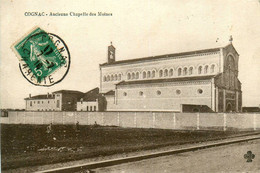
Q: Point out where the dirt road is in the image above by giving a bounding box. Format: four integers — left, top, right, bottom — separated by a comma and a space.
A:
94, 139, 260, 173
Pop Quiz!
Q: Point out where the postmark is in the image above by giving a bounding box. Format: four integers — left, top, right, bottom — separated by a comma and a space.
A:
12, 27, 70, 86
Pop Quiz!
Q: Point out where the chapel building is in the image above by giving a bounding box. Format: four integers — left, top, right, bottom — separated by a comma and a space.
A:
100, 40, 242, 112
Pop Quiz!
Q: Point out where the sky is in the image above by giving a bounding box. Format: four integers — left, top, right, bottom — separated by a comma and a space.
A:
1, 0, 260, 109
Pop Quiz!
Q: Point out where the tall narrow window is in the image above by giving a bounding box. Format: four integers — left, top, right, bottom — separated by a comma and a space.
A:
90, 106, 92, 111
30, 101, 32, 106
210, 65, 215, 73
111, 75, 114, 81
132, 72, 135, 79
143, 71, 147, 78
107, 75, 110, 81
152, 70, 156, 78
169, 69, 173, 76
159, 70, 163, 77
118, 74, 121, 80
198, 66, 202, 74
147, 71, 151, 78
87, 106, 89, 111
94, 106, 96, 111
103, 76, 106, 82
127, 73, 131, 80
189, 67, 193, 75
115, 74, 118, 80
204, 65, 208, 74
183, 67, 187, 75
178, 68, 182, 76
56, 100, 60, 108
164, 69, 168, 77
136, 72, 139, 79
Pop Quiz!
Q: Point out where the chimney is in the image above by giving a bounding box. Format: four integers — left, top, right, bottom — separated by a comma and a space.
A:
108, 42, 115, 64
29, 94, 31, 98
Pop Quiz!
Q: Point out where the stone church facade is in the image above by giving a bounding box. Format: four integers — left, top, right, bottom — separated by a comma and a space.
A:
100, 41, 242, 112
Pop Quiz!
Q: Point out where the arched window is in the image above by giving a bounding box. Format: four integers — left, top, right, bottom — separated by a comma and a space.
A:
147, 71, 151, 78
118, 74, 121, 80
132, 72, 135, 79
152, 70, 156, 78
204, 65, 208, 74
178, 68, 182, 76
169, 69, 173, 76
183, 67, 187, 75
159, 70, 163, 77
127, 73, 131, 80
143, 71, 147, 78
107, 75, 110, 81
164, 69, 168, 77
189, 67, 193, 75
103, 76, 106, 82
136, 72, 139, 79
198, 66, 202, 74
210, 64, 215, 73
115, 74, 118, 80
111, 75, 114, 81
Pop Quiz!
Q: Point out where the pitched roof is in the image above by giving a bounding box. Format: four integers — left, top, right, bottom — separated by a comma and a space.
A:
100, 47, 222, 67
25, 90, 84, 100
53, 90, 84, 94
24, 94, 55, 100
104, 90, 115, 95
116, 75, 216, 86
80, 88, 100, 101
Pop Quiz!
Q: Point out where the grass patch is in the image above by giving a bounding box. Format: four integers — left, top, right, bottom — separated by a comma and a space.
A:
1, 124, 256, 170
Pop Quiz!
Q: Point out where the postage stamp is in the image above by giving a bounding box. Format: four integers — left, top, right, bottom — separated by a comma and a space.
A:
12, 27, 70, 86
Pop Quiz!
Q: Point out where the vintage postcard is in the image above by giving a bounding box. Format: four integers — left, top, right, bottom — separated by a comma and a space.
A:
1, 0, 260, 172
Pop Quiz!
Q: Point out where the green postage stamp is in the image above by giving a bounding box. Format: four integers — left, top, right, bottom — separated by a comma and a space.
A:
12, 27, 70, 86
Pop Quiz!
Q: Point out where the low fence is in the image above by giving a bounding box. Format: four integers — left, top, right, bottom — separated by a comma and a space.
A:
1, 111, 260, 131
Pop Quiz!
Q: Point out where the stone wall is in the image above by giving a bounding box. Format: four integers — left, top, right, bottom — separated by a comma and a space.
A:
1, 111, 260, 131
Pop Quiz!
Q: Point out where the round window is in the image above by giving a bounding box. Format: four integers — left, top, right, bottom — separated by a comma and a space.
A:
176, 89, 181, 95
139, 91, 143, 96
157, 90, 161, 95
198, 89, 203, 94
123, 92, 127, 96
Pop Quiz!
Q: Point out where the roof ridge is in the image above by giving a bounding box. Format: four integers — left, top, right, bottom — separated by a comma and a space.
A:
101, 46, 223, 67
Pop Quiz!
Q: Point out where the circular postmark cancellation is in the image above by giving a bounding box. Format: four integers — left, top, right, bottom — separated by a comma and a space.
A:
12, 27, 70, 86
